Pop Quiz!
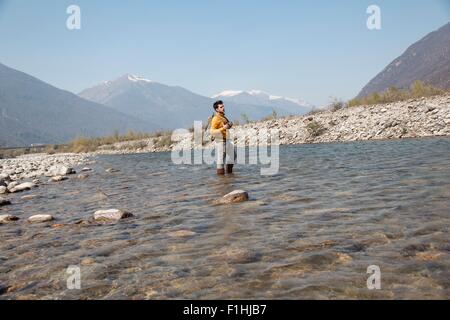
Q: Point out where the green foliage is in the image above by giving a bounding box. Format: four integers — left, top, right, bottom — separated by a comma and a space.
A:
154, 134, 172, 148
68, 130, 155, 153
306, 120, 326, 137
329, 97, 345, 111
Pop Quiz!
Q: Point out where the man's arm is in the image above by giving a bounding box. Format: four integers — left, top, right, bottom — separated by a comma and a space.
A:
210, 117, 226, 136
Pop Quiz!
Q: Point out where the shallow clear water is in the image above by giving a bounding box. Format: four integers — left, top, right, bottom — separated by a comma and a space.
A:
1, 137, 449, 299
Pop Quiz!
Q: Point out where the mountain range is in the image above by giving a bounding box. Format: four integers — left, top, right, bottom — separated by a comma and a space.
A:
358, 21, 450, 97
0, 63, 153, 147
0, 65, 310, 147
212, 90, 310, 115
79, 75, 311, 130
1, 22, 448, 147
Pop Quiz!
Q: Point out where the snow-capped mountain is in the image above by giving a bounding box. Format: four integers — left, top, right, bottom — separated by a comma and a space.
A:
0, 64, 153, 147
79, 75, 296, 130
212, 89, 311, 114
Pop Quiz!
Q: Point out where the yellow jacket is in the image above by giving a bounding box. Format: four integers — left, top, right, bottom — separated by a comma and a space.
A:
210, 112, 229, 140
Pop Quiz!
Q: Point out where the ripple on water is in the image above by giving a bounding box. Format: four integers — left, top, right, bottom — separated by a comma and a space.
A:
1, 137, 449, 299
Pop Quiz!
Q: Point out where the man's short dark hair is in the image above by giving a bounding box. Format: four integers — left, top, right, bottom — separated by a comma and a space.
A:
213, 100, 223, 110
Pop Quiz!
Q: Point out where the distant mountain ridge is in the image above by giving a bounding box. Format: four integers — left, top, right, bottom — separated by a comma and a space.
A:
212, 89, 310, 115
79, 75, 310, 130
0, 63, 153, 147
357, 22, 450, 98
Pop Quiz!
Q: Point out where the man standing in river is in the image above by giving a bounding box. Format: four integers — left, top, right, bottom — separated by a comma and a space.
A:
210, 100, 237, 175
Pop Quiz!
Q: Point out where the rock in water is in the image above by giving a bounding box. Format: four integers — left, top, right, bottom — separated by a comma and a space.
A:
93, 209, 133, 221
9, 182, 36, 193
48, 175, 68, 182
6, 181, 19, 191
81, 257, 95, 265
0, 214, 19, 223
215, 190, 249, 204
167, 230, 197, 238
81, 167, 92, 172
28, 214, 54, 223
77, 173, 89, 180
46, 165, 75, 177
105, 168, 119, 173
0, 199, 12, 207
0, 186, 8, 194
21, 195, 37, 201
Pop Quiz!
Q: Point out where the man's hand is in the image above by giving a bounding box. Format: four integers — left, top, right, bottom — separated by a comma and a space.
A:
224, 123, 231, 129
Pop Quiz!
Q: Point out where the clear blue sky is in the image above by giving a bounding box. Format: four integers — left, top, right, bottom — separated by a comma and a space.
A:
0, 0, 449, 106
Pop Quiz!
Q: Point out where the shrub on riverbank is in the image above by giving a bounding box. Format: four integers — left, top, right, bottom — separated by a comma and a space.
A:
348, 81, 448, 107
69, 130, 155, 153
306, 120, 326, 137
154, 134, 172, 148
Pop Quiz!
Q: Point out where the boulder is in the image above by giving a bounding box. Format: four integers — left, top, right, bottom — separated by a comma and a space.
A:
45, 165, 75, 177
0, 214, 19, 224
0, 186, 8, 194
214, 190, 249, 204
6, 181, 19, 191
93, 209, 133, 221
28, 214, 54, 223
9, 182, 36, 193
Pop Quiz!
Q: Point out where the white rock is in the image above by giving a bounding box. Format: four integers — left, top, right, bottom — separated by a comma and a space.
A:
0, 173, 10, 181
48, 175, 68, 182
7, 181, 19, 191
81, 167, 92, 172
0, 186, 8, 194
28, 214, 54, 223
93, 209, 133, 221
45, 165, 75, 177
0, 214, 19, 223
215, 190, 249, 204
167, 230, 197, 238
9, 182, 36, 193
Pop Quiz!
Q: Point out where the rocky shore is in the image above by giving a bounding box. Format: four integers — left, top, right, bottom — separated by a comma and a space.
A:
0, 153, 93, 194
0, 95, 449, 187
92, 94, 450, 154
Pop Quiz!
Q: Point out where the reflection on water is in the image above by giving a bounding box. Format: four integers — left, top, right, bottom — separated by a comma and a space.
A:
1, 137, 449, 299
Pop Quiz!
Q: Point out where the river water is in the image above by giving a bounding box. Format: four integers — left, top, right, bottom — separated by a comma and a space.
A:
1, 137, 449, 299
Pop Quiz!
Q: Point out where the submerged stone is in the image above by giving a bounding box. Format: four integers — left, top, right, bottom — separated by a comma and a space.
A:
93, 209, 133, 221
28, 214, 54, 223
9, 182, 36, 193
48, 175, 68, 182
214, 190, 249, 204
0, 214, 19, 223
